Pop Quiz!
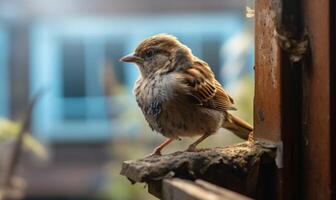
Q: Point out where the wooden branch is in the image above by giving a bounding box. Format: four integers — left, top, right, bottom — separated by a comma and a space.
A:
163, 178, 252, 200
120, 142, 275, 199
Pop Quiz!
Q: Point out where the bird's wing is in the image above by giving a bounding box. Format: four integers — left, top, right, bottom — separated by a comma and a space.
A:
180, 60, 236, 111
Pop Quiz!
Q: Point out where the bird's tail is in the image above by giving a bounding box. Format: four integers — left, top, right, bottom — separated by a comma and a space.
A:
222, 113, 253, 140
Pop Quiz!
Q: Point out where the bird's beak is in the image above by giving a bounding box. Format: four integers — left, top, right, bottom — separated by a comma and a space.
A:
120, 53, 144, 63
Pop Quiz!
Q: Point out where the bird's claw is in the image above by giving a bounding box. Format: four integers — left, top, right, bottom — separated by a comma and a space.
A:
146, 150, 162, 158
247, 131, 255, 143
186, 145, 197, 152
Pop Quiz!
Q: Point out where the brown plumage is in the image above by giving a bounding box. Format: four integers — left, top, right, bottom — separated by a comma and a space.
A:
121, 34, 253, 156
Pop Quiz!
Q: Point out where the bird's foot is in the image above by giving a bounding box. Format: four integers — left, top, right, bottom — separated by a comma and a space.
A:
146, 149, 162, 158
248, 131, 255, 143
186, 144, 198, 152
145, 138, 173, 157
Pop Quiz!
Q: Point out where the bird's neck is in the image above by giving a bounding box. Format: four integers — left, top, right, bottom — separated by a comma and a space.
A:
138, 65, 148, 78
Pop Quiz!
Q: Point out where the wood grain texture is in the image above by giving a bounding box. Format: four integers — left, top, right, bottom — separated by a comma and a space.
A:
254, 0, 282, 142
302, 0, 331, 199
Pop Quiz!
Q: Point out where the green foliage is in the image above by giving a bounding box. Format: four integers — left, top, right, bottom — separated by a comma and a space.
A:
232, 75, 254, 124
0, 118, 47, 159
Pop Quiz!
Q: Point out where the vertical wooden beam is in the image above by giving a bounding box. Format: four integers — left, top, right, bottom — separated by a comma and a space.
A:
254, 2, 288, 199
254, 2, 284, 199
254, 0, 310, 199
254, 0, 282, 142
255, 0, 332, 199
302, 0, 331, 199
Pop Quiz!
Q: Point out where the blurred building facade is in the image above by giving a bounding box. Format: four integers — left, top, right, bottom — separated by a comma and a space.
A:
0, 0, 253, 199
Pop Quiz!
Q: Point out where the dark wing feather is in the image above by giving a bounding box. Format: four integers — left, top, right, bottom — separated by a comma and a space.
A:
181, 59, 236, 111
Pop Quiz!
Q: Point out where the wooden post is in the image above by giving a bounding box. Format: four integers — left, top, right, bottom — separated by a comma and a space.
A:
301, 0, 332, 199
254, 0, 333, 199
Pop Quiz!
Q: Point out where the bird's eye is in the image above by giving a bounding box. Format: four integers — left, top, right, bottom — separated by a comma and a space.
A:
145, 50, 154, 58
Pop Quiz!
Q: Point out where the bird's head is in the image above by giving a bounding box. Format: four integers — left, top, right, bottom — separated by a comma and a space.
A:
120, 34, 193, 78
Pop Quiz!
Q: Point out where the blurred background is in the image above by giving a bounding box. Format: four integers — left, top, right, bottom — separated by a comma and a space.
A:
0, 0, 254, 199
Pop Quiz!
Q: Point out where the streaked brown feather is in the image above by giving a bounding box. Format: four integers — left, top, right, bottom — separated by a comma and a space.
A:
181, 58, 236, 111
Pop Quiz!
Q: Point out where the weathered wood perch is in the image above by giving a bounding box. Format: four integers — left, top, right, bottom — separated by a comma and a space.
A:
120, 142, 276, 199
163, 178, 253, 200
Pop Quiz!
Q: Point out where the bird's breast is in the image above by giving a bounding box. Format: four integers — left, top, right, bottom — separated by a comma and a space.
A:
134, 76, 224, 138
134, 77, 166, 132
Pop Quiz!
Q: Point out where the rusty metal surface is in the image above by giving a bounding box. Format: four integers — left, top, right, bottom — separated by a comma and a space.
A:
301, 0, 331, 199
254, 0, 281, 142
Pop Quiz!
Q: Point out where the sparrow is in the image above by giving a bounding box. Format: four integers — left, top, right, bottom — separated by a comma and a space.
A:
121, 34, 253, 156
